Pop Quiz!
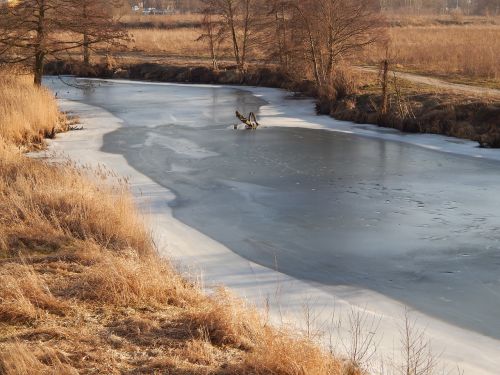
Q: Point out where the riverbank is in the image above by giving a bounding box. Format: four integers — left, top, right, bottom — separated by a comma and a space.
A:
45, 61, 500, 147
43, 77, 500, 375
0, 75, 350, 374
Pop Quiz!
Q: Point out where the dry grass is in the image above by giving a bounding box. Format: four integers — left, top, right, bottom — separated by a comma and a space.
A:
0, 75, 353, 374
361, 25, 500, 81
0, 143, 153, 258
130, 27, 209, 57
0, 72, 65, 149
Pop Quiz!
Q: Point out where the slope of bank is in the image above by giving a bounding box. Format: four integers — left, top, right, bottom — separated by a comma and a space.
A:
0, 76, 350, 374
45, 61, 500, 147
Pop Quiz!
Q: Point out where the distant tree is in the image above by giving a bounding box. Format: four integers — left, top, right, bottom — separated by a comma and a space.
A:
287, 0, 385, 87
197, 11, 225, 70
67, 0, 126, 69
475, 0, 500, 14
268, 0, 291, 71
200, 0, 265, 72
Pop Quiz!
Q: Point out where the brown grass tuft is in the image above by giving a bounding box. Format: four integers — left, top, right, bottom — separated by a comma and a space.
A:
67, 250, 193, 307
237, 329, 348, 375
189, 288, 260, 349
0, 262, 67, 324
0, 142, 153, 258
0, 72, 65, 149
0, 342, 77, 375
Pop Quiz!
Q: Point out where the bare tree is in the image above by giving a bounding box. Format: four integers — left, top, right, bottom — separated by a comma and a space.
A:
0, 0, 125, 85
340, 307, 380, 370
200, 0, 264, 72
398, 310, 438, 375
197, 11, 225, 70
70, 0, 126, 69
288, 0, 385, 87
0, 0, 77, 85
269, 0, 290, 71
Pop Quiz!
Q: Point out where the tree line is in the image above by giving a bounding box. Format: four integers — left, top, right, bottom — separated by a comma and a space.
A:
199, 0, 385, 90
0, 0, 125, 85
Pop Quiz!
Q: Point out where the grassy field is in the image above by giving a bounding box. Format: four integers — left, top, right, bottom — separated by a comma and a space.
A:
130, 27, 207, 57
123, 13, 500, 88
0, 74, 353, 374
361, 24, 500, 84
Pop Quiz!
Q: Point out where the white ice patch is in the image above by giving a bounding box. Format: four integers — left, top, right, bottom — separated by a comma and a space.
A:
144, 132, 219, 159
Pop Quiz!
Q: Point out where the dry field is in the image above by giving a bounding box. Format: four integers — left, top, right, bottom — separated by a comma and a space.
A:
130, 27, 209, 57
124, 13, 500, 88
0, 75, 354, 374
361, 24, 500, 86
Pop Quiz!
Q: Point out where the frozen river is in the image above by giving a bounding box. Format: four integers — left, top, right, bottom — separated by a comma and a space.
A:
46, 78, 500, 352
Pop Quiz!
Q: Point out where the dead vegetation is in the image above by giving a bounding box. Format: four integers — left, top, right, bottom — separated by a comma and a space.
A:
0, 75, 356, 374
0, 71, 66, 149
360, 24, 500, 82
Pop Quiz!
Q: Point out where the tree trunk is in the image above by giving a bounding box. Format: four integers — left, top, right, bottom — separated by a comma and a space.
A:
34, 51, 45, 86
34, 0, 46, 86
227, 3, 241, 70
209, 33, 217, 70
275, 9, 283, 67
326, 27, 335, 79
229, 20, 240, 69
380, 59, 389, 117
241, 0, 251, 71
83, 31, 90, 67
294, 5, 322, 86
281, 4, 288, 70
306, 28, 321, 86
82, 2, 90, 67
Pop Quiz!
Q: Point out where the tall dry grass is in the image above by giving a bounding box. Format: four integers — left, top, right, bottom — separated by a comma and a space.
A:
0, 72, 65, 149
361, 25, 500, 81
130, 27, 209, 56
0, 145, 153, 258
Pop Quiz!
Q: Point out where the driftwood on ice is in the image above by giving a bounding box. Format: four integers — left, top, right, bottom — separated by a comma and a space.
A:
235, 111, 260, 129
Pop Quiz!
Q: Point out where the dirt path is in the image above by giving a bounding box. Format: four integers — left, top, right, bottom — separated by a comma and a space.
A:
359, 66, 500, 99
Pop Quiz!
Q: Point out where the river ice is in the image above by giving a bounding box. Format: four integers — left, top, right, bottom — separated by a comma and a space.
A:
44, 77, 500, 374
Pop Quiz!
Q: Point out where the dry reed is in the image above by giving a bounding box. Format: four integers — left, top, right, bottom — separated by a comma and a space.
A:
0, 72, 64, 149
